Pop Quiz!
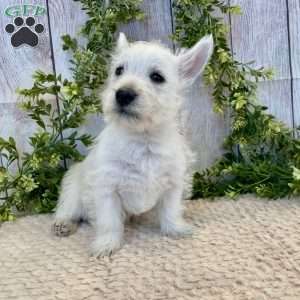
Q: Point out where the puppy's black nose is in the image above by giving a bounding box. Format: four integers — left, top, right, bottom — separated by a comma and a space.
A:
116, 88, 137, 107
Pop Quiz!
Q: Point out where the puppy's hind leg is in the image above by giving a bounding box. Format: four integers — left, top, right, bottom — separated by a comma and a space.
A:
53, 164, 82, 237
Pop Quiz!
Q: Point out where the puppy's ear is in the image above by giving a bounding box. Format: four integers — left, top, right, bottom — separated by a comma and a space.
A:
116, 32, 129, 51
177, 35, 214, 86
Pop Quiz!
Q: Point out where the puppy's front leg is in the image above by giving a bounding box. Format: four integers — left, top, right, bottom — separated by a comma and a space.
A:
158, 184, 193, 237
90, 190, 124, 257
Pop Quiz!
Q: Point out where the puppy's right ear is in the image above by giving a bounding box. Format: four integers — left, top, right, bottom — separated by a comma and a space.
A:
116, 32, 129, 51
177, 35, 214, 87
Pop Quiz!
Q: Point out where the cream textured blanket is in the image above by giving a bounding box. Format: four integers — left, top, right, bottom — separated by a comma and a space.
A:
1, 196, 300, 300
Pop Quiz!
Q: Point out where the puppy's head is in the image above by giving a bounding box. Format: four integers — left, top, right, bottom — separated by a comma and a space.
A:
102, 33, 213, 133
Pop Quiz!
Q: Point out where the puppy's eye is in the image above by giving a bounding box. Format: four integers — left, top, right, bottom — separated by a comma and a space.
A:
115, 66, 124, 76
150, 72, 165, 84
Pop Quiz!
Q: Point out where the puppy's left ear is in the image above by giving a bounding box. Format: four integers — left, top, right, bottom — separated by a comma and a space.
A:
177, 35, 214, 86
116, 32, 129, 51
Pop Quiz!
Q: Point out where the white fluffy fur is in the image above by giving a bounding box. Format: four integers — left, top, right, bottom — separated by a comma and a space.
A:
53, 33, 214, 257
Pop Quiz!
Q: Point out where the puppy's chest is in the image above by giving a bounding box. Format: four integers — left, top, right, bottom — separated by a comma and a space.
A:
102, 138, 178, 189
118, 145, 172, 188
94, 134, 184, 214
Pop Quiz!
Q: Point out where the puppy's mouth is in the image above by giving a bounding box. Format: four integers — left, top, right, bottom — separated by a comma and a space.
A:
116, 107, 139, 120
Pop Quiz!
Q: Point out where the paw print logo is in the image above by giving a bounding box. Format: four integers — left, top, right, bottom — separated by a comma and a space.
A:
5, 17, 44, 47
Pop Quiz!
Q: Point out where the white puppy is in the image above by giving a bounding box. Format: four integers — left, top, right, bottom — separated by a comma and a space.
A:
53, 33, 214, 256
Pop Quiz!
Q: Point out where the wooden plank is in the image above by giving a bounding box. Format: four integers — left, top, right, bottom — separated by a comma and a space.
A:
230, 0, 293, 126
288, 0, 300, 129
0, 0, 53, 104
47, 0, 87, 80
0, 103, 37, 154
0, 0, 55, 154
47, 0, 103, 155
182, 79, 229, 171
120, 0, 173, 47
293, 79, 300, 136
257, 79, 293, 127
293, 79, 300, 131
288, 0, 300, 79
231, 0, 290, 80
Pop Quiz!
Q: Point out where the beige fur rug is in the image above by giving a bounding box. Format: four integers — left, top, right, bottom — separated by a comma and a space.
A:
1, 196, 300, 300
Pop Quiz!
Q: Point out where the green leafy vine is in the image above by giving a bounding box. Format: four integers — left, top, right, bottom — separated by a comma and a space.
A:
172, 0, 300, 199
1, 0, 299, 222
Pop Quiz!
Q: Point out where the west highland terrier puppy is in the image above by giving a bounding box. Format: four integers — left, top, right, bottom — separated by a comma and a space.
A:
53, 33, 214, 257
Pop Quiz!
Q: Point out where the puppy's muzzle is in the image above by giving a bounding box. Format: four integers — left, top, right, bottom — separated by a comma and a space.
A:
116, 88, 137, 107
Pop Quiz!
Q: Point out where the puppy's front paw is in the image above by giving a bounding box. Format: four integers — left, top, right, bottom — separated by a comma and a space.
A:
90, 234, 122, 258
53, 220, 78, 237
161, 221, 194, 238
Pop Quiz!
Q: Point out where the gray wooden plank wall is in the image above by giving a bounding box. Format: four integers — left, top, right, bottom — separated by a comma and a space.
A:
288, 0, 300, 133
0, 0, 299, 171
0, 0, 54, 154
231, 0, 293, 127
